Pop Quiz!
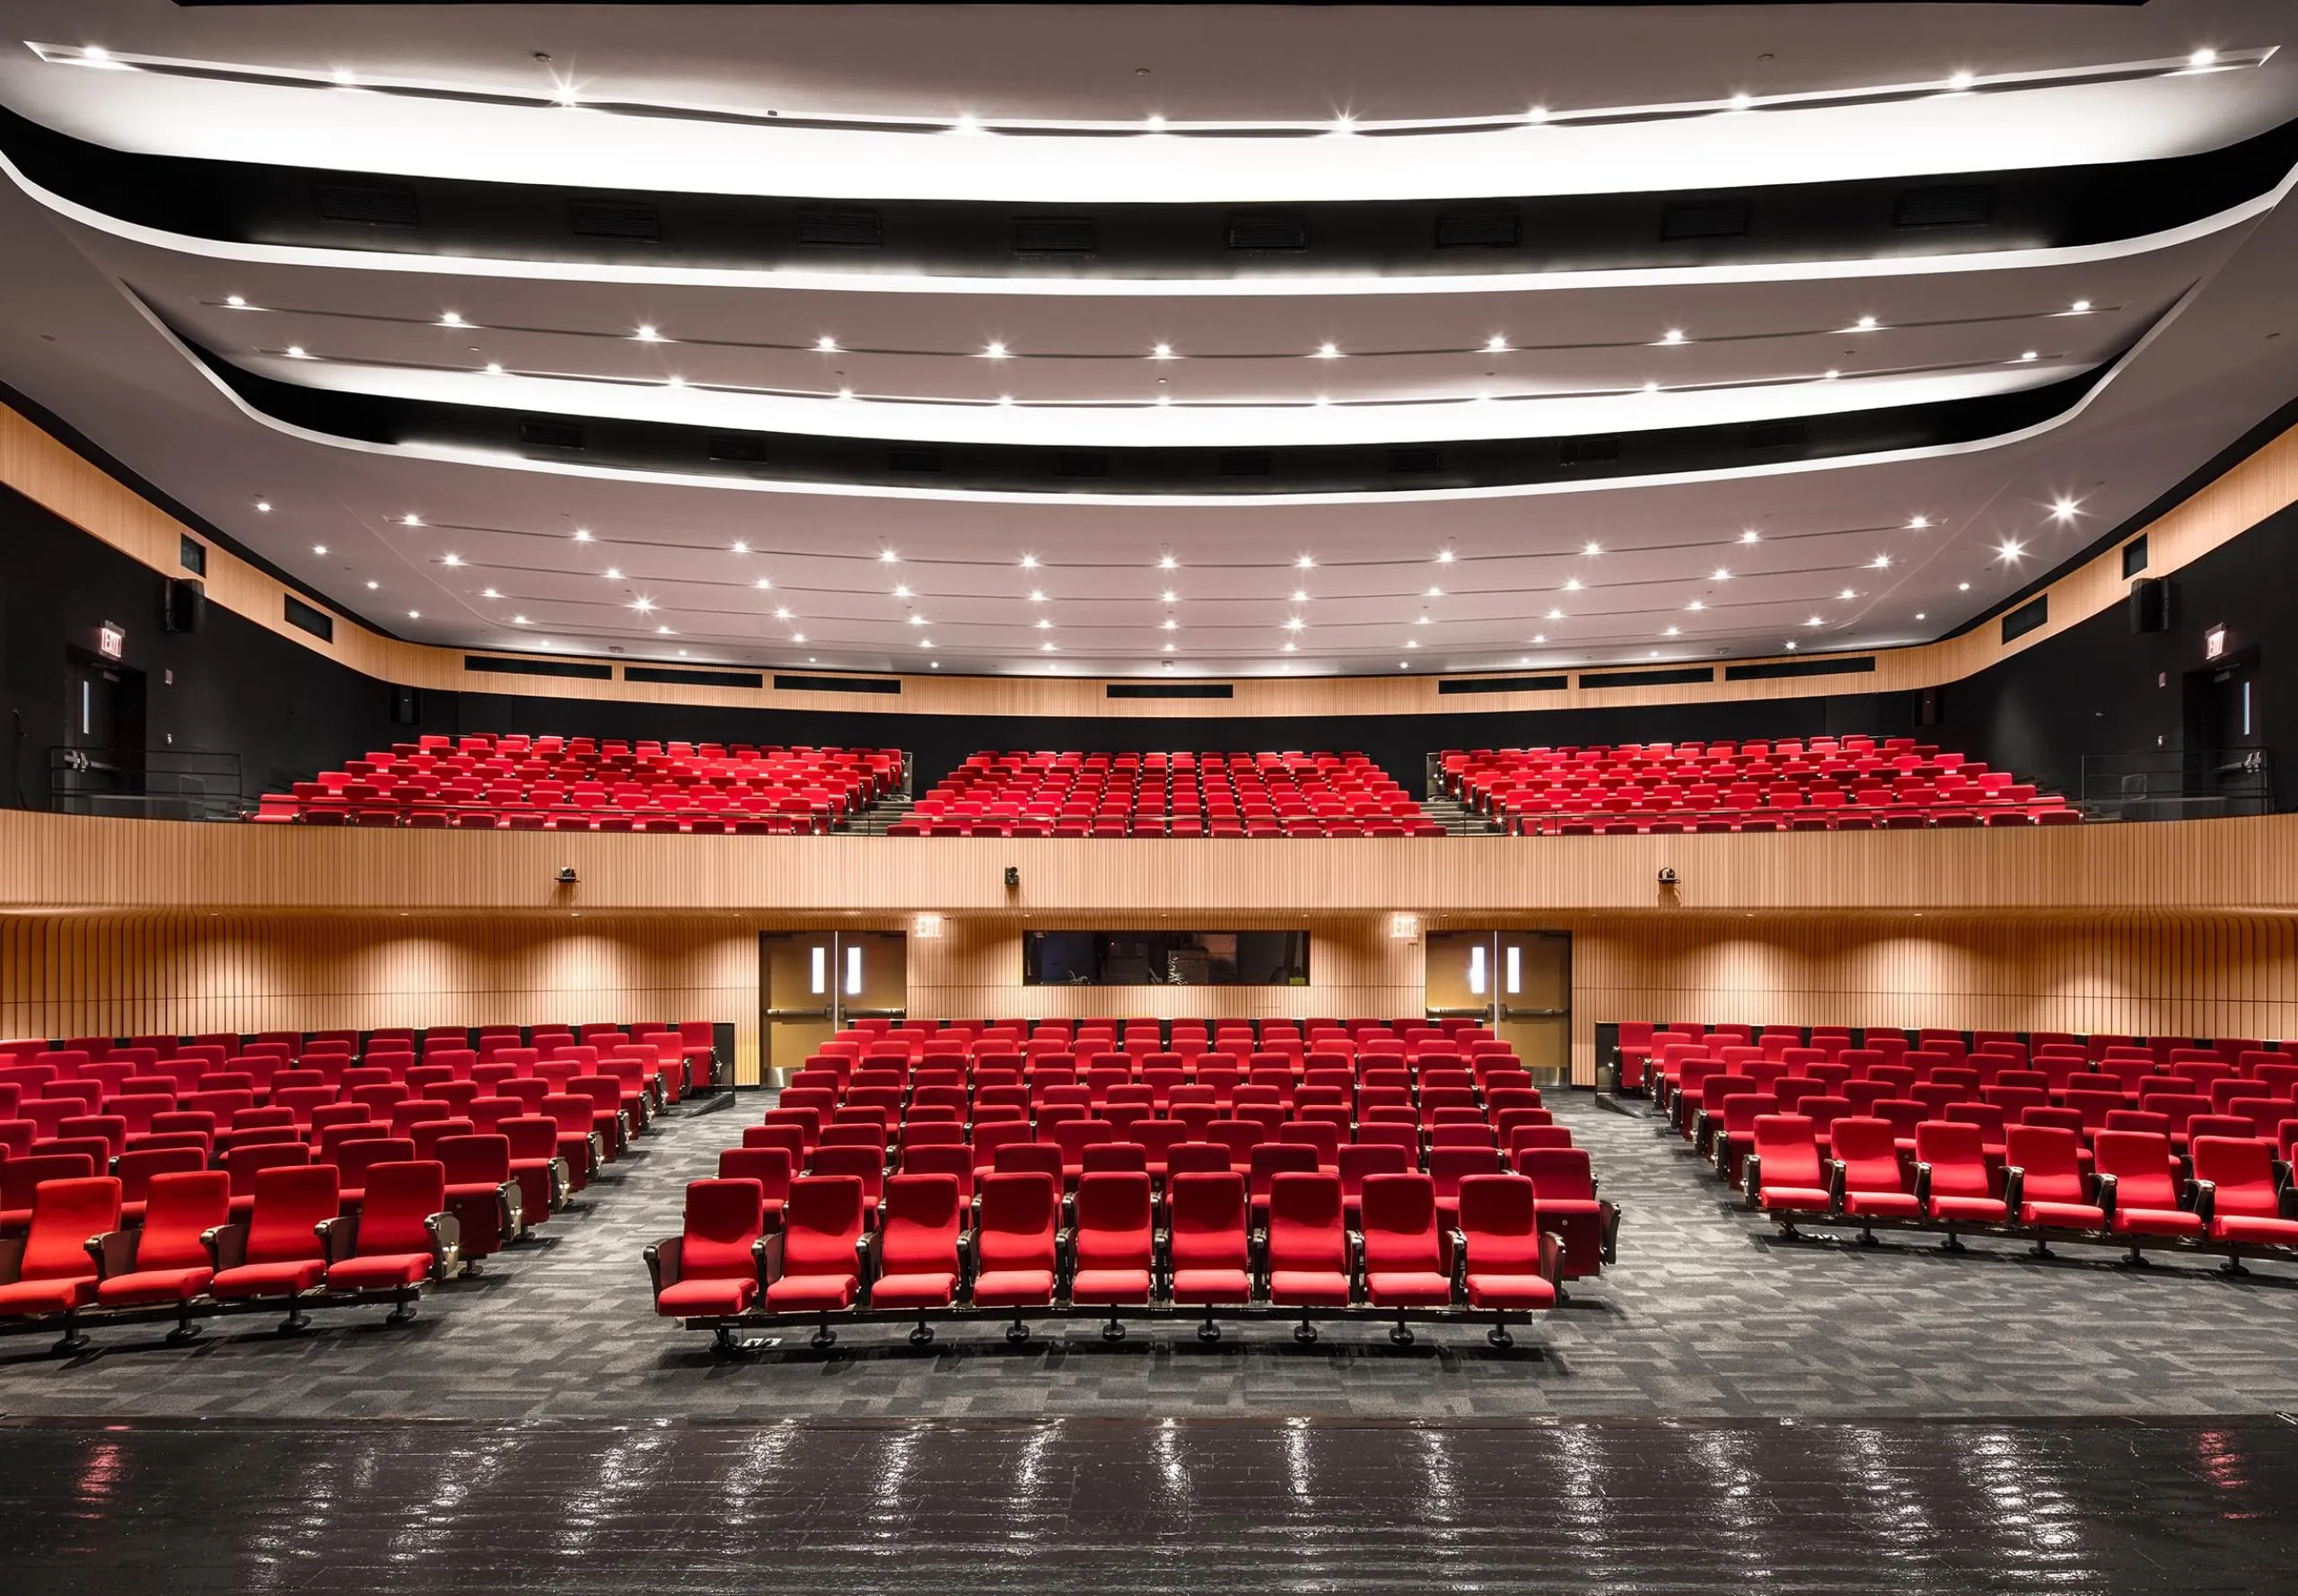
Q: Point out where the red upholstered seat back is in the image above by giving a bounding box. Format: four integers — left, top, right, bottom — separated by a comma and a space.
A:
1166, 1171, 1248, 1271
1266, 1171, 1345, 1272
20, 1177, 119, 1282
136, 1171, 231, 1273
779, 1176, 864, 1278
877, 1173, 961, 1276
244, 1165, 340, 1266
1359, 1173, 1442, 1274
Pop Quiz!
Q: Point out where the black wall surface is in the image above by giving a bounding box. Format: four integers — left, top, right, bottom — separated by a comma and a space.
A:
1929, 503, 2298, 810
16, 469, 2287, 811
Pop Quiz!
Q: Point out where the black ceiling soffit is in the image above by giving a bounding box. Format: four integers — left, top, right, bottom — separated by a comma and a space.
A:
185, 329, 2124, 497
0, 99, 2287, 281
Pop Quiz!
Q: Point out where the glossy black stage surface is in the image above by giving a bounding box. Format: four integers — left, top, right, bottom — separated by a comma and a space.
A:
5, 1415, 2297, 1593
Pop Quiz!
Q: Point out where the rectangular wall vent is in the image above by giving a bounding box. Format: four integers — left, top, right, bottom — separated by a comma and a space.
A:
464, 653, 610, 680
312, 182, 418, 227
1225, 215, 1308, 251
1895, 185, 1994, 228
706, 434, 769, 463
1660, 200, 1748, 240
625, 666, 764, 688
1108, 683, 1234, 699
179, 535, 207, 577
1558, 435, 1622, 466
2121, 534, 2150, 578
1434, 209, 1521, 248
517, 418, 585, 450
1579, 666, 1715, 688
774, 673, 901, 696
795, 208, 883, 248
284, 595, 334, 642
2002, 595, 2049, 644
566, 198, 660, 241
889, 446, 946, 473
1013, 216, 1098, 254
1724, 655, 1877, 682
1438, 674, 1568, 696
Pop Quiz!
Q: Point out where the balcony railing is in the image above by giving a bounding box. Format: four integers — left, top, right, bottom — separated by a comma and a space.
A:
2078, 750, 2272, 821
47, 747, 245, 821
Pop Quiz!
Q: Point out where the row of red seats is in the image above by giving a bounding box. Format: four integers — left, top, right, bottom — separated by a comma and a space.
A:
895, 750, 1444, 837
1619, 1022, 2287, 1095
0, 1024, 719, 1092
250, 733, 899, 829
813, 1014, 1512, 1069
1439, 738, 2078, 830
1743, 1118, 2298, 1270
0, 1161, 468, 1355
649, 1168, 1564, 1351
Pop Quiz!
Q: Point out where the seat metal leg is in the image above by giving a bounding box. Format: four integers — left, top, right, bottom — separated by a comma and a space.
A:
1101, 1316, 1126, 1343
386, 1287, 418, 1327
810, 1318, 837, 1351
1197, 1314, 1221, 1344
1005, 1316, 1031, 1345
1293, 1315, 1318, 1345
50, 1312, 88, 1357
909, 1317, 935, 1346
1487, 1316, 1514, 1350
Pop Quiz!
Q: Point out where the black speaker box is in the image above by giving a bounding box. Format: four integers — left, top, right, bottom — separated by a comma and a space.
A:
390, 684, 420, 725
163, 577, 205, 634
2128, 577, 2172, 634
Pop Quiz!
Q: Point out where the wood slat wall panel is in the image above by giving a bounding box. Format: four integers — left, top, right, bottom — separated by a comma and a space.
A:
8, 811, 2298, 917
11, 397, 2298, 719
0, 914, 760, 1077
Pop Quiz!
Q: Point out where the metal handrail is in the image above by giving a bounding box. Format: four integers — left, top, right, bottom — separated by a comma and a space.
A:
48, 746, 244, 821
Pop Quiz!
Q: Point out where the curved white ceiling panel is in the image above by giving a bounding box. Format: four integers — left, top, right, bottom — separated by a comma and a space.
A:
4, 38, 2289, 203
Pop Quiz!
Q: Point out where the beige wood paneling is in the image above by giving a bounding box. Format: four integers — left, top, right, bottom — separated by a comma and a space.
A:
9, 398, 2297, 721
0, 913, 762, 1078
8, 811, 2298, 919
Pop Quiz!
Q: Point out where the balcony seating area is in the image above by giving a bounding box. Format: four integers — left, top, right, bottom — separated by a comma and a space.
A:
250, 734, 901, 832
890, 751, 1446, 837
0, 1022, 715, 1351
1440, 737, 2081, 833
645, 1014, 1617, 1350
1628, 1022, 2298, 1271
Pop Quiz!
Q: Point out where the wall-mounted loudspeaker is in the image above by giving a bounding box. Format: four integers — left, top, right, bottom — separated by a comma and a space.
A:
162, 577, 205, 634
2128, 577, 2173, 635
1916, 687, 1942, 727
390, 684, 420, 725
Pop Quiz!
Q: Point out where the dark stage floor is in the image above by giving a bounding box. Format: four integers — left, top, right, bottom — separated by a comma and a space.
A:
6, 1413, 2298, 1593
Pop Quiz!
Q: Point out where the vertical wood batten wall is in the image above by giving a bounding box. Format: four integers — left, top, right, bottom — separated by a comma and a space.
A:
0, 915, 761, 1078
13, 910, 2298, 1088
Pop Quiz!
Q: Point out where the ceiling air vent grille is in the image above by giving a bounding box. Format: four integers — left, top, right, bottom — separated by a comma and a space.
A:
517, 418, 585, 451
1660, 200, 1748, 241
312, 182, 418, 227
1558, 435, 1622, 467
795, 208, 883, 248
566, 198, 661, 241
1744, 420, 1808, 452
1218, 451, 1274, 477
1434, 210, 1520, 248
706, 434, 769, 464
1225, 215, 1308, 251
1013, 216, 1098, 255
1895, 184, 1995, 228
889, 446, 946, 474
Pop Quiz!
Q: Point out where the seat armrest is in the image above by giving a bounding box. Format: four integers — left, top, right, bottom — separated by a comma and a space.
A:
1539, 1230, 1565, 1290
1827, 1160, 1847, 1213
1740, 1153, 1762, 1207
758, 1229, 785, 1285
1055, 1227, 1075, 1294
496, 1179, 523, 1240
857, 1230, 881, 1305
1599, 1199, 1620, 1265
425, 1211, 462, 1277
1912, 1162, 1934, 1208
202, 1223, 248, 1272
2189, 1179, 2215, 1225
1249, 1227, 1269, 1299
2002, 1166, 2026, 1212
2095, 1171, 2119, 1223
85, 1229, 138, 1279
315, 1214, 358, 1260
1346, 1229, 1364, 1302
1447, 1229, 1468, 1302
590, 1131, 608, 1169
644, 1235, 685, 1297
956, 1230, 977, 1295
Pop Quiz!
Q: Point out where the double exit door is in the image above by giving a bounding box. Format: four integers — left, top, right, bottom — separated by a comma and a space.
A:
1424, 930, 1571, 1083
759, 932, 907, 1083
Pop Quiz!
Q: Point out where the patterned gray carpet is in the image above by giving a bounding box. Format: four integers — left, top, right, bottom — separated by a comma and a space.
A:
4, 1091, 2294, 1421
